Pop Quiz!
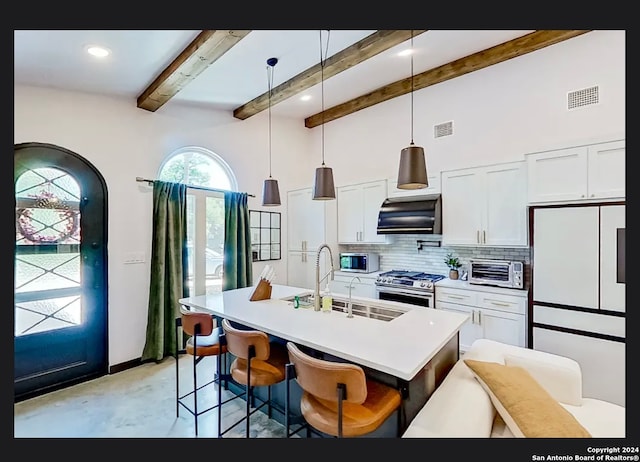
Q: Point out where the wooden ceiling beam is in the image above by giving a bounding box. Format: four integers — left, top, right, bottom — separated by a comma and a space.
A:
137, 30, 251, 112
304, 30, 592, 128
232, 30, 428, 121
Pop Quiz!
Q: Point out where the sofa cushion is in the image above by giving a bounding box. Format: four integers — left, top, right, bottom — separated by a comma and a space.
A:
504, 353, 583, 406
402, 359, 496, 438
464, 359, 592, 438
562, 399, 626, 438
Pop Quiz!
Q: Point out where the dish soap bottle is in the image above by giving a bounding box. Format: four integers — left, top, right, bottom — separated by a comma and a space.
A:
321, 284, 333, 313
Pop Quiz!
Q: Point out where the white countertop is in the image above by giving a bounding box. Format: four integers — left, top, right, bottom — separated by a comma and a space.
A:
435, 278, 529, 298
179, 284, 468, 381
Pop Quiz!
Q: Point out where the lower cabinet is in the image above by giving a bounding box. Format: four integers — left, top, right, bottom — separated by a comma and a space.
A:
329, 272, 378, 299
287, 251, 331, 291
435, 284, 527, 352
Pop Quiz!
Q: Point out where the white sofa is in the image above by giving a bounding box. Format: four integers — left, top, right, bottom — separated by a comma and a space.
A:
403, 338, 625, 438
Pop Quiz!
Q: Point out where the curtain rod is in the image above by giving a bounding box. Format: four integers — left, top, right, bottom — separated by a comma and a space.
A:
135, 177, 255, 197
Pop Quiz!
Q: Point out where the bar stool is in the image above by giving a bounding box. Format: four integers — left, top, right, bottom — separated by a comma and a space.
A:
218, 318, 289, 438
175, 308, 240, 436
285, 341, 403, 438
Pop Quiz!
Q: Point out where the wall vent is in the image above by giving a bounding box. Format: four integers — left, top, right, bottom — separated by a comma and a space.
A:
567, 85, 599, 110
434, 121, 453, 138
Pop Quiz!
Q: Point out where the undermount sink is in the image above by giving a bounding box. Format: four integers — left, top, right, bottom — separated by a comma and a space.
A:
281, 293, 407, 322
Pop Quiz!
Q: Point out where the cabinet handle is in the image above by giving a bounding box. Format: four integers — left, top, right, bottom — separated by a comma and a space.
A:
471, 310, 476, 324
581, 194, 585, 198
477, 310, 482, 325
448, 295, 465, 300
491, 301, 510, 307
483, 230, 486, 244
590, 194, 595, 197
477, 230, 480, 243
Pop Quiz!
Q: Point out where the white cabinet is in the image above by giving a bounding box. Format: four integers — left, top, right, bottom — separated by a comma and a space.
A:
526, 139, 625, 204
386, 174, 440, 197
532, 326, 625, 407
328, 272, 378, 299
287, 188, 326, 251
533, 204, 625, 312
287, 250, 330, 291
286, 187, 337, 288
337, 179, 388, 244
441, 161, 528, 247
435, 285, 527, 352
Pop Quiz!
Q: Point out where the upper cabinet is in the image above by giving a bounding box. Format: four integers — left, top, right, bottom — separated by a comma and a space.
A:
526, 139, 625, 204
337, 179, 389, 244
441, 161, 528, 247
386, 174, 441, 198
287, 187, 328, 252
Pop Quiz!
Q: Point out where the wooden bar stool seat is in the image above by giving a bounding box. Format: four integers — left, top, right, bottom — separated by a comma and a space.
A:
218, 319, 289, 438
286, 342, 402, 438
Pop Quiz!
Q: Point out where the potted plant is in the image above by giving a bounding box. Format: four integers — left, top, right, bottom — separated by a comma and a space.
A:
444, 252, 462, 280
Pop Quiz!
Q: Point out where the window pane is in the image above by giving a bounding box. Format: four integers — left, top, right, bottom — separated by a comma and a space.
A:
159, 151, 232, 190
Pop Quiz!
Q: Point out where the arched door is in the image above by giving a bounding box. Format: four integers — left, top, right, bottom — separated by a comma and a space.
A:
14, 142, 108, 401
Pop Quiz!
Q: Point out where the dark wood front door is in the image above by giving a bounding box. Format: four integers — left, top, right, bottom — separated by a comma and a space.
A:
14, 142, 108, 401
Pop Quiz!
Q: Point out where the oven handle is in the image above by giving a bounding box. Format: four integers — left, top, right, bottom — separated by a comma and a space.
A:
375, 285, 434, 299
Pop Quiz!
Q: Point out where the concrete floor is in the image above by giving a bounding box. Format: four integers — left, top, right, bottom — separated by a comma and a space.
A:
14, 354, 293, 438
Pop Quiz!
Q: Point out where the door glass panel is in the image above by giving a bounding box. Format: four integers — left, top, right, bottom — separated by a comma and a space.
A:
15, 167, 81, 337
205, 195, 224, 295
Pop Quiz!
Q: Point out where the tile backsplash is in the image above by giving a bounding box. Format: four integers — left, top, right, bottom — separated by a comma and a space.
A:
339, 234, 531, 284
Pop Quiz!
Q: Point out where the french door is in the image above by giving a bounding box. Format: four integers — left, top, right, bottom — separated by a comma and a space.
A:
14, 143, 108, 401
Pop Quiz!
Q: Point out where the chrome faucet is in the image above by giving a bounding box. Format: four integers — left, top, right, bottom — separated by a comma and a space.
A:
314, 244, 335, 311
347, 276, 361, 318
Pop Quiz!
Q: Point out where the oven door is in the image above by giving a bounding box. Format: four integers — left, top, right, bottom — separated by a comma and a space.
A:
376, 286, 433, 308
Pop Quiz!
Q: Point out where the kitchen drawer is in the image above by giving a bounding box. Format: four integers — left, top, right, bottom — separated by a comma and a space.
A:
435, 287, 477, 306
477, 292, 526, 315
533, 305, 625, 338
333, 274, 377, 285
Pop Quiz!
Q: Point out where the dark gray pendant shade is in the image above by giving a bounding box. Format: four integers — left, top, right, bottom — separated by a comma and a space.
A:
312, 165, 336, 200
262, 178, 281, 206
397, 142, 428, 189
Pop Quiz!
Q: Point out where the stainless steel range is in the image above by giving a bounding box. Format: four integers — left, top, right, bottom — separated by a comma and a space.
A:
375, 270, 446, 308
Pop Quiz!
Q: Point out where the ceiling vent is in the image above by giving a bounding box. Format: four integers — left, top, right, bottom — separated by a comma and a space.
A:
567, 85, 599, 110
434, 121, 453, 138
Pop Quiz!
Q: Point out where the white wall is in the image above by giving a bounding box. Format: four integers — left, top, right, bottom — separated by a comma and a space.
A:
14, 86, 312, 365
13, 29, 624, 367
312, 30, 625, 188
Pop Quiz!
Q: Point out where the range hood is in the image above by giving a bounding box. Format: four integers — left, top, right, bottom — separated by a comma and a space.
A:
377, 194, 442, 234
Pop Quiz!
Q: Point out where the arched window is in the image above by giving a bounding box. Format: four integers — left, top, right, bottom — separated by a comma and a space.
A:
158, 146, 237, 191
158, 146, 237, 296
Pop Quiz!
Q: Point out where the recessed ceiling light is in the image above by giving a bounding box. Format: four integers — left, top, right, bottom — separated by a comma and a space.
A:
397, 48, 414, 57
300, 95, 312, 101
86, 45, 111, 58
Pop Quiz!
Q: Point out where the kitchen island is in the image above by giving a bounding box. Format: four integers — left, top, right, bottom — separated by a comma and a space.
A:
179, 284, 468, 437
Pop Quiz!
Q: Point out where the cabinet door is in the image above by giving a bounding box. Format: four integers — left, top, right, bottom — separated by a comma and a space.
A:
483, 162, 528, 246
361, 180, 388, 243
587, 140, 625, 199
337, 185, 363, 244
287, 188, 326, 251
532, 327, 625, 407
600, 205, 625, 312
478, 307, 525, 348
526, 147, 588, 203
533, 207, 599, 308
287, 251, 324, 290
436, 301, 480, 353
441, 169, 483, 245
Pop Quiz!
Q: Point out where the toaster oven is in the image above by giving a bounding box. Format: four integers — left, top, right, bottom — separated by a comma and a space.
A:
468, 259, 524, 289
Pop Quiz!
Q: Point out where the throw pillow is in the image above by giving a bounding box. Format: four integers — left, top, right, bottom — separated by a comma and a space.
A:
463, 358, 591, 438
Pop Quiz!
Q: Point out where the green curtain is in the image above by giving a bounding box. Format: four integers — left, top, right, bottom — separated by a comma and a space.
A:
222, 191, 253, 291
141, 180, 187, 362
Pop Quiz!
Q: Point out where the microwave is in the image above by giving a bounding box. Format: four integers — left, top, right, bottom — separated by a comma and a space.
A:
339, 253, 380, 273
468, 259, 524, 289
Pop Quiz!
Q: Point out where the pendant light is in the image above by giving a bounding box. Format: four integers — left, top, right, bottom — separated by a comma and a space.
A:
312, 30, 336, 201
397, 30, 428, 190
262, 57, 281, 206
